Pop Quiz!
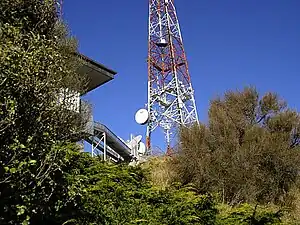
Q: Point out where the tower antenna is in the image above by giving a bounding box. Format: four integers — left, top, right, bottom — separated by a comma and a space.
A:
142, 0, 199, 154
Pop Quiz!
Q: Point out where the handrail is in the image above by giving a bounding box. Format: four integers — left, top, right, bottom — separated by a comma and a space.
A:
93, 122, 132, 161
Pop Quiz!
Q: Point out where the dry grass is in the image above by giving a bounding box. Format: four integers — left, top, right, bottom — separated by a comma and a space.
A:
141, 156, 178, 189
281, 187, 300, 224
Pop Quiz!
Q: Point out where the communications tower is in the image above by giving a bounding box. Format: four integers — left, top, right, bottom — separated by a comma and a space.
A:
136, 0, 199, 154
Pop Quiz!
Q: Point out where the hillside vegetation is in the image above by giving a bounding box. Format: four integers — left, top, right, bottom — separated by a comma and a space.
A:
1, 0, 300, 224
146, 87, 300, 224
176, 87, 300, 205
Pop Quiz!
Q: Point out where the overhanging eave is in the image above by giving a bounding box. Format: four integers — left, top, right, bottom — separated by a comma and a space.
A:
76, 53, 117, 95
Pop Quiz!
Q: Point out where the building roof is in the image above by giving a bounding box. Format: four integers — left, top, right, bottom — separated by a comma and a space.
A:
77, 53, 117, 95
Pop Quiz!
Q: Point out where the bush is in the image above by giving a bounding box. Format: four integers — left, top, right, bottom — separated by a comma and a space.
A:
56, 155, 218, 225
175, 87, 300, 205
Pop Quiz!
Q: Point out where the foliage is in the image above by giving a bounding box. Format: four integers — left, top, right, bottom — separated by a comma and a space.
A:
0, 0, 87, 224
216, 203, 283, 225
49, 154, 217, 225
175, 87, 300, 205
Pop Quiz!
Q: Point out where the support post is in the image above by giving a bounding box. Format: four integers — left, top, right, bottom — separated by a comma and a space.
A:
103, 132, 107, 161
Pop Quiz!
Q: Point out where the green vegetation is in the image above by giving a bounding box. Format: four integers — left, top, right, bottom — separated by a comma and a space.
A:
53, 153, 217, 224
216, 204, 282, 225
161, 87, 300, 224
0, 0, 85, 223
1, 0, 300, 224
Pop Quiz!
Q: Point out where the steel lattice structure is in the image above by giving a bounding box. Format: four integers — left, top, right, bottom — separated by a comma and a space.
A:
146, 0, 199, 153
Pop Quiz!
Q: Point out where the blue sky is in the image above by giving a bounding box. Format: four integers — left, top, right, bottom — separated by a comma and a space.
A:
64, 0, 300, 151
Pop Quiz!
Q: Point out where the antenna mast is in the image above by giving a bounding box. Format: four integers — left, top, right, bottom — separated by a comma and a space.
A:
146, 0, 199, 154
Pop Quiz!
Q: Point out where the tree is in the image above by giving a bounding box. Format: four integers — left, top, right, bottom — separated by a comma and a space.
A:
175, 87, 300, 205
0, 0, 87, 223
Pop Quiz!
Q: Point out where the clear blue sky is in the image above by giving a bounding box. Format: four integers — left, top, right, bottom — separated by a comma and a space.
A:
64, 0, 300, 151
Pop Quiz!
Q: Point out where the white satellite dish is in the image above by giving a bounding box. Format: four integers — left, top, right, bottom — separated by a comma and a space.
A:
135, 109, 149, 125
138, 142, 146, 154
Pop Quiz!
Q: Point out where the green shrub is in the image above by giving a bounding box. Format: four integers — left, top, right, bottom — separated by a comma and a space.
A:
59, 155, 218, 225
216, 203, 283, 225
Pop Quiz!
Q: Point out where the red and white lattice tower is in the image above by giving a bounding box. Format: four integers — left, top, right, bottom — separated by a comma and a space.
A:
145, 0, 199, 154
